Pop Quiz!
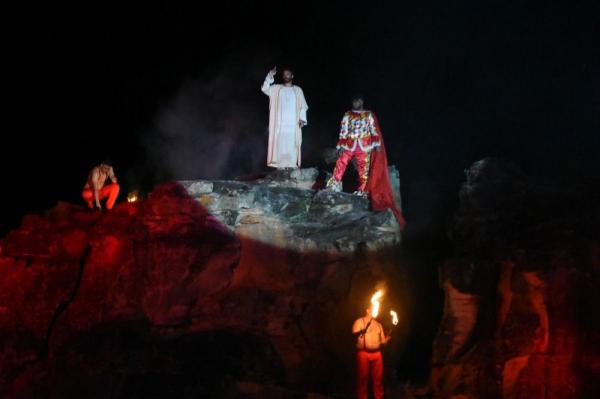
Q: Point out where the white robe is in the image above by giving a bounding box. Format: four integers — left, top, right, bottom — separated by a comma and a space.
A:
261, 74, 308, 168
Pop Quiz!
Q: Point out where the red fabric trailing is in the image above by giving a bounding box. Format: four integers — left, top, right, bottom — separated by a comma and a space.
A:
366, 113, 407, 230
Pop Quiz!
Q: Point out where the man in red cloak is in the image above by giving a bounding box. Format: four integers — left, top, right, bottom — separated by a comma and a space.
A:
326, 95, 406, 229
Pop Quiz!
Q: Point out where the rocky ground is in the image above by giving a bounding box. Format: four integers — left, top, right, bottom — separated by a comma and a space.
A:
0, 168, 406, 398
1, 161, 597, 398
179, 167, 402, 252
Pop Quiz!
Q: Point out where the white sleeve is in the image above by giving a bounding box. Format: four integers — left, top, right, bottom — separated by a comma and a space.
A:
261, 73, 275, 95
299, 88, 308, 124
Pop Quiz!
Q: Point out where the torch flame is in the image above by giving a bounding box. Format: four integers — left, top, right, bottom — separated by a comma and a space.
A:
390, 310, 398, 326
370, 290, 384, 318
127, 192, 138, 203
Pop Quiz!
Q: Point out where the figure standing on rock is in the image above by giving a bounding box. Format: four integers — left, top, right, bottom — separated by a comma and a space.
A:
82, 160, 120, 211
261, 66, 309, 170
326, 95, 406, 229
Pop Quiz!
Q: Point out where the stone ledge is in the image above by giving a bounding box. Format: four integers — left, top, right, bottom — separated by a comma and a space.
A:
179, 168, 402, 252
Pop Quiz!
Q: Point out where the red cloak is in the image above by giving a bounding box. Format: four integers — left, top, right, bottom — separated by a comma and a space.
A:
366, 113, 407, 230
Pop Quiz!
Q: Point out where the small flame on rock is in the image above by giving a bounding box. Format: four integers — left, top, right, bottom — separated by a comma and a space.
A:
127, 191, 139, 203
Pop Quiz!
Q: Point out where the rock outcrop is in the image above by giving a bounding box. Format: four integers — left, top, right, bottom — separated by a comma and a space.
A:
421, 158, 600, 399
179, 167, 402, 252
0, 170, 406, 398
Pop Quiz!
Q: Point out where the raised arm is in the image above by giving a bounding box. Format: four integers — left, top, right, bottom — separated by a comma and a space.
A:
261, 67, 277, 95
352, 318, 371, 336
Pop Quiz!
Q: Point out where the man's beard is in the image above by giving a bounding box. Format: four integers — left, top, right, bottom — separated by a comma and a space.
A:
283, 78, 293, 84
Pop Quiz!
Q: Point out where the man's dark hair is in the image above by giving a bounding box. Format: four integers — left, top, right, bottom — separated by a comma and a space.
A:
281, 67, 294, 75
101, 159, 113, 167
351, 93, 364, 101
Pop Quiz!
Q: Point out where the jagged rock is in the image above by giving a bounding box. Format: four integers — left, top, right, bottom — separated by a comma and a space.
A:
308, 190, 370, 222
181, 180, 214, 196
426, 158, 600, 399
179, 168, 402, 251
262, 167, 320, 190
0, 180, 405, 398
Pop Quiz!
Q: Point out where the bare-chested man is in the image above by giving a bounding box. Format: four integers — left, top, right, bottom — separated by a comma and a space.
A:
82, 160, 120, 210
352, 307, 391, 399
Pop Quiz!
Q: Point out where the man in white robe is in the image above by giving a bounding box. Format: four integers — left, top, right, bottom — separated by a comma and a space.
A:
261, 66, 308, 169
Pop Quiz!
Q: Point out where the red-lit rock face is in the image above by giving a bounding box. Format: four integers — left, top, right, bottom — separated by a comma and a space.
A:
424, 158, 600, 399
0, 181, 406, 398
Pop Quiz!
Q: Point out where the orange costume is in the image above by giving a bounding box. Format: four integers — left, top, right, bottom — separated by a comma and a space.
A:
352, 316, 387, 399
82, 164, 120, 210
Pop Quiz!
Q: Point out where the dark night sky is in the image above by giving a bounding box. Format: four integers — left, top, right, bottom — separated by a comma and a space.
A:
3, 1, 599, 236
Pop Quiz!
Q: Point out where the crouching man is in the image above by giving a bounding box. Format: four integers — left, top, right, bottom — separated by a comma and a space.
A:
82, 160, 120, 210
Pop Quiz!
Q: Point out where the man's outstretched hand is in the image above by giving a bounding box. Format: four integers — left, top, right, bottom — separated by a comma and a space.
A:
268, 66, 277, 77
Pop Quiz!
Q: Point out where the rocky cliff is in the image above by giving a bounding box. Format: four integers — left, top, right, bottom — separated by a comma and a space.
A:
420, 158, 600, 399
0, 168, 406, 398
3, 160, 596, 399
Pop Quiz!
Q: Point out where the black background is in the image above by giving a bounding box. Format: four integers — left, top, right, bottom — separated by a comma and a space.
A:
3, 0, 599, 238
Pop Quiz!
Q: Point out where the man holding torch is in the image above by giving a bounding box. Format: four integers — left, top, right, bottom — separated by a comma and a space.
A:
352, 292, 392, 399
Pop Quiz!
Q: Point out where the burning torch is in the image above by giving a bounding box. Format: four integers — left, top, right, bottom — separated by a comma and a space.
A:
357, 290, 384, 338
388, 310, 399, 335
370, 290, 384, 318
